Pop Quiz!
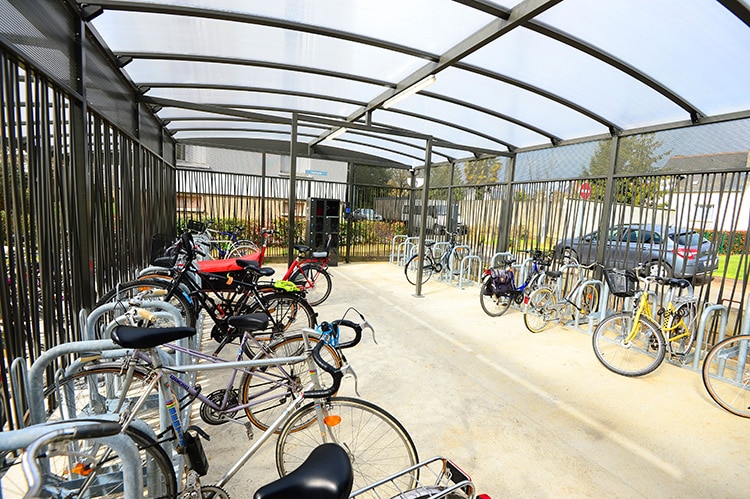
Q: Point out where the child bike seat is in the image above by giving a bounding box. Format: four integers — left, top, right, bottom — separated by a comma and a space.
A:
312, 251, 328, 258
253, 443, 353, 499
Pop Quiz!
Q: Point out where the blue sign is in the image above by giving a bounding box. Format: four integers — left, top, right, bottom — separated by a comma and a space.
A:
305, 169, 328, 176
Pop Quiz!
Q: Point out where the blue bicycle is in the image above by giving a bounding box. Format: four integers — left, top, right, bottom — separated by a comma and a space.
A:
479, 250, 553, 317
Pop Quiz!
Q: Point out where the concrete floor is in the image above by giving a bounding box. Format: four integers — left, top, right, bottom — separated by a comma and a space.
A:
198, 261, 749, 498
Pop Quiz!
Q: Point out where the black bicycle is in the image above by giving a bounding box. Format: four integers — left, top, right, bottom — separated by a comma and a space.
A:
404, 231, 467, 286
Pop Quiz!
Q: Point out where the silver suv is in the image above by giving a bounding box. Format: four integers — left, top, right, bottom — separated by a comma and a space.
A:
553, 224, 718, 279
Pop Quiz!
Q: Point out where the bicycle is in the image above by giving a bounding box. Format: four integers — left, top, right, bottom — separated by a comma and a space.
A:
522, 261, 601, 333
591, 265, 698, 377
255, 443, 492, 499
248, 229, 334, 306
189, 219, 259, 260
42, 314, 418, 498
479, 250, 551, 317
404, 231, 466, 286
702, 334, 750, 418
96, 232, 317, 348
46, 308, 346, 435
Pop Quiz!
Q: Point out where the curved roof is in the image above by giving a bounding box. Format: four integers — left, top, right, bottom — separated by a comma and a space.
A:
80, 0, 750, 167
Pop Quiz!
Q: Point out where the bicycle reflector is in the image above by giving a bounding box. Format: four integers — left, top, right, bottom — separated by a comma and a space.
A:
324, 415, 342, 427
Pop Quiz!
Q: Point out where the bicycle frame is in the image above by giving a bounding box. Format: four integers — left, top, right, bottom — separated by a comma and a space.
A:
115, 327, 339, 495
627, 282, 693, 353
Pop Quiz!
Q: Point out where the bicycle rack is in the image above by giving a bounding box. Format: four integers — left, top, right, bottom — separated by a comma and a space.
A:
0, 416, 146, 499
390, 235, 408, 264
458, 254, 483, 289
691, 303, 729, 370
490, 252, 513, 269
444, 245, 472, 285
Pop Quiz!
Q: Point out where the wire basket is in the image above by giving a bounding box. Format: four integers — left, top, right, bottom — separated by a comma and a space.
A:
603, 268, 639, 298
350, 457, 476, 498
186, 219, 206, 233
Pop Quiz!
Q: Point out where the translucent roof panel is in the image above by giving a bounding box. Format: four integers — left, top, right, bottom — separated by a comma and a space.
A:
92, 11, 425, 82
114, 0, 494, 55
535, 0, 750, 117
146, 88, 361, 117
463, 27, 688, 130
81, 0, 750, 166
127, 60, 384, 104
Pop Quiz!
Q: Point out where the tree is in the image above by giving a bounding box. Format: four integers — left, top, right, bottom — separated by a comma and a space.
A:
583, 134, 672, 205
459, 158, 502, 200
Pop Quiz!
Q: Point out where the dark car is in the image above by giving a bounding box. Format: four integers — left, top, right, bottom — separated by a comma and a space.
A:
553, 224, 719, 279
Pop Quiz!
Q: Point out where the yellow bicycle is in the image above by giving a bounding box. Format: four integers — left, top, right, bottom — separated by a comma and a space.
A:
592, 266, 698, 376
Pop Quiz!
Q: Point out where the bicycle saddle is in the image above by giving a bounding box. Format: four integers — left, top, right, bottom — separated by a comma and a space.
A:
111, 325, 196, 349
236, 259, 275, 277
294, 244, 312, 253
658, 277, 692, 289
546, 270, 562, 279
227, 313, 269, 332
253, 443, 353, 499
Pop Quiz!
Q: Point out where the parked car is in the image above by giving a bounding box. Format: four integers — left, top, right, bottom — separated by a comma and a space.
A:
553, 224, 719, 279
353, 208, 383, 221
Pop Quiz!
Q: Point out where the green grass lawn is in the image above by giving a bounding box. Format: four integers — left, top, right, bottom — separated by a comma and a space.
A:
717, 254, 746, 280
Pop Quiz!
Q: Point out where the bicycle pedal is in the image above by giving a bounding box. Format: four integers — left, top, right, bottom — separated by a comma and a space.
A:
244, 422, 254, 441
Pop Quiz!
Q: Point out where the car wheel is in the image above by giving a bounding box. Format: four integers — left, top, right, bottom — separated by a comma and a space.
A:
647, 261, 672, 278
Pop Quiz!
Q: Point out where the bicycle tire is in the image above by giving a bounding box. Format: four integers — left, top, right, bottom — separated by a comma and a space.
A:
479, 278, 512, 317
289, 263, 332, 306
240, 334, 341, 431
523, 288, 556, 333
404, 254, 434, 285
592, 312, 666, 376
95, 277, 197, 331
227, 244, 260, 259
275, 397, 419, 496
665, 300, 697, 356
245, 291, 317, 334
702, 335, 750, 418
43, 363, 160, 427
0, 423, 177, 499
579, 283, 599, 316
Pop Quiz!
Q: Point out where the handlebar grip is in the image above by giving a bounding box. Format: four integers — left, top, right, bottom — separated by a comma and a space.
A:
331, 319, 362, 349
72, 421, 123, 439
303, 340, 343, 399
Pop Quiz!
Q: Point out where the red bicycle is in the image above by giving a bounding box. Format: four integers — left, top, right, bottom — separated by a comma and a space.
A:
243, 229, 333, 306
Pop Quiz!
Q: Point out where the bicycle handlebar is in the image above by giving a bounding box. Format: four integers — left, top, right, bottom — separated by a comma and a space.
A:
303, 339, 343, 399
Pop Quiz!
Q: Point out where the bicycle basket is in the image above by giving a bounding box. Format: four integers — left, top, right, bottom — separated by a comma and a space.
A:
603, 268, 638, 298
186, 219, 206, 232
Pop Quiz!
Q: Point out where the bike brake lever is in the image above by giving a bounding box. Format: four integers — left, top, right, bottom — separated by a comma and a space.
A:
361, 319, 377, 344
340, 363, 360, 397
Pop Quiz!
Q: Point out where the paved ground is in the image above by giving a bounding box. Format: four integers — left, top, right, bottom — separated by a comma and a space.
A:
198, 261, 749, 498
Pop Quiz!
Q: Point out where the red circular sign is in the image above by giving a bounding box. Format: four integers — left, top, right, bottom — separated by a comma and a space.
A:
580, 182, 592, 200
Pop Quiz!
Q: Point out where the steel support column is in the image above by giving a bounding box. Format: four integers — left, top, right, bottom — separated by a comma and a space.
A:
414, 137, 433, 297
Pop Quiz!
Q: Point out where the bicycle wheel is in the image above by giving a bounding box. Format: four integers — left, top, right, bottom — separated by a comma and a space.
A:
227, 243, 259, 259
246, 291, 317, 334
579, 283, 600, 316
404, 254, 434, 285
0, 424, 176, 499
289, 264, 332, 306
592, 312, 665, 376
665, 300, 697, 356
523, 288, 556, 333
95, 278, 197, 332
275, 397, 418, 497
43, 364, 161, 428
240, 334, 341, 431
479, 278, 512, 317
702, 335, 750, 418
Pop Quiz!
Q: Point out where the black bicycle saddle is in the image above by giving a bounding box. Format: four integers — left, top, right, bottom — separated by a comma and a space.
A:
253, 443, 353, 499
